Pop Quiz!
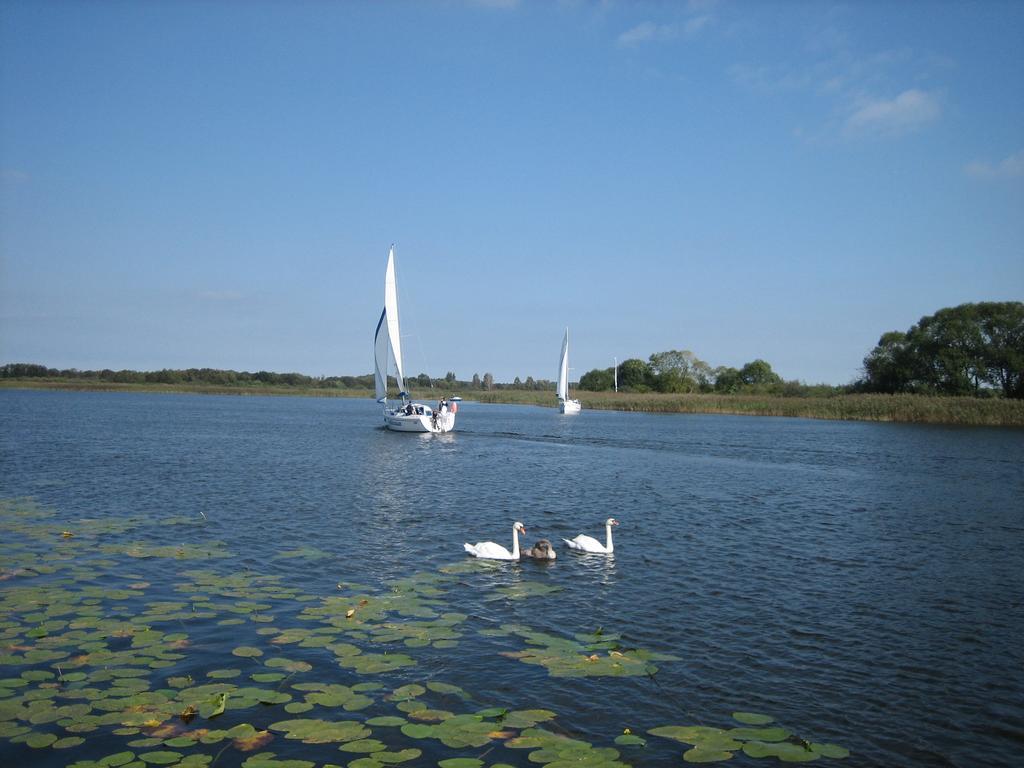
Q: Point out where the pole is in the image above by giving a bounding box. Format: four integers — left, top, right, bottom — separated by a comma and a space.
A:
614, 357, 618, 393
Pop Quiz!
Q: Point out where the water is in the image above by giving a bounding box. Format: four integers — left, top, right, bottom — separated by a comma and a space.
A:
2, 389, 1023, 767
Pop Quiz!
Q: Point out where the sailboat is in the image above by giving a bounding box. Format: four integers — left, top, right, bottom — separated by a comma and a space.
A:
557, 328, 582, 414
374, 245, 460, 433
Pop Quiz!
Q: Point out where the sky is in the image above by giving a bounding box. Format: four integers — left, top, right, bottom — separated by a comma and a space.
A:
1, 0, 1022, 386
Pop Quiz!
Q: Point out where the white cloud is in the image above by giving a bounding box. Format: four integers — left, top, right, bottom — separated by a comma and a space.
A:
845, 89, 941, 135
616, 21, 675, 47
729, 63, 812, 93
616, 12, 712, 48
964, 150, 1024, 179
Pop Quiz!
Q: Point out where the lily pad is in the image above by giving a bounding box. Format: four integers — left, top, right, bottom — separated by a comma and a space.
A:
733, 712, 774, 726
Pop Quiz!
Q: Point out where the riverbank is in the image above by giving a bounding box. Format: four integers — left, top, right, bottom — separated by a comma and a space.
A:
3, 378, 1022, 426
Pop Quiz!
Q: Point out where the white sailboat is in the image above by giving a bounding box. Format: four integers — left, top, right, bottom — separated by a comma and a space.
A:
374, 246, 460, 433
557, 327, 582, 414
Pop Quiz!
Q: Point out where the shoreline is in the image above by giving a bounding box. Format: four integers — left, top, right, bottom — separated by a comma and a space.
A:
3, 378, 1023, 427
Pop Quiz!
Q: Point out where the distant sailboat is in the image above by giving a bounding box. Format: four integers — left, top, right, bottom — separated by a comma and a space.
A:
374, 246, 460, 433
557, 328, 582, 414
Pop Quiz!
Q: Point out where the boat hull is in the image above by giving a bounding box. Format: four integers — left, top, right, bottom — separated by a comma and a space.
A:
559, 399, 582, 414
384, 405, 456, 433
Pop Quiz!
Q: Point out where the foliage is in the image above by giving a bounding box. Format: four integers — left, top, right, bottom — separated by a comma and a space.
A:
858, 301, 1024, 398
647, 350, 710, 393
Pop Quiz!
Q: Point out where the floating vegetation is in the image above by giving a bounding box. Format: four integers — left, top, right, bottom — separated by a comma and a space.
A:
0, 499, 851, 767
489, 624, 679, 678
648, 713, 850, 763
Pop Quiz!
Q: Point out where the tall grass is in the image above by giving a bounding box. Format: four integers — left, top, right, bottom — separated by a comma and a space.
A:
4, 378, 1022, 426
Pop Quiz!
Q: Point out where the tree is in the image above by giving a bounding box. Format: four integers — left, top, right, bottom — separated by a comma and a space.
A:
859, 301, 1024, 397
618, 358, 652, 391
471, 373, 481, 388
647, 349, 707, 393
578, 367, 614, 391
861, 331, 915, 393
979, 301, 1024, 398
483, 373, 494, 390
739, 359, 782, 387
445, 371, 456, 384
712, 366, 742, 394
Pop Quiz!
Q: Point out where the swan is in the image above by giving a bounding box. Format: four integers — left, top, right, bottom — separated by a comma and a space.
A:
464, 522, 526, 560
563, 518, 619, 554
521, 539, 557, 560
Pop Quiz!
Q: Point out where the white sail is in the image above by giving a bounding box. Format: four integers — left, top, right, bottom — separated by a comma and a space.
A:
373, 246, 406, 400
373, 307, 389, 401
557, 328, 570, 401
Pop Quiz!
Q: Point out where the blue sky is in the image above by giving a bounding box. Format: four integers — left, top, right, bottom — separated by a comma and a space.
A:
2, 0, 1022, 385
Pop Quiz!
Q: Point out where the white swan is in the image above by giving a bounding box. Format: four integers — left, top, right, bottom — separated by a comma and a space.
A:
464, 522, 525, 560
563, 518, 619, 554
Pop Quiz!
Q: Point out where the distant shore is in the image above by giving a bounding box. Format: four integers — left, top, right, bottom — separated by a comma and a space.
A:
4, 378, 1023, 427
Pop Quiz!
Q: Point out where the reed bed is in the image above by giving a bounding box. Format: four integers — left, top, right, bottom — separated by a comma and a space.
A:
4, 379, 1023, 426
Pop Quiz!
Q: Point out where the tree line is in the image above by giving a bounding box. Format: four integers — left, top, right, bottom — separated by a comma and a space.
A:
0, 364, 554, 393
576, 351, 829, 396
5, 302, 1020, 399
574, 301, 1023, 399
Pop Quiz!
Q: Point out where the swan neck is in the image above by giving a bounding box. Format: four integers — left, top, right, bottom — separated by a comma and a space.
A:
605, 523, 614, 552
512, 526, 520, 558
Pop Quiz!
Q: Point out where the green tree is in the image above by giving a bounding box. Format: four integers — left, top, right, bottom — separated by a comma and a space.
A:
578, 367, 614, 391
859, 301, 1024, 397
861, 331, 915, 393
979, 301, 1024, 397
483, 372, 494, 390
648, 349, 707, 393
618, 358, 652, 391
739, 359, 782, 387
712, 366, 742, 393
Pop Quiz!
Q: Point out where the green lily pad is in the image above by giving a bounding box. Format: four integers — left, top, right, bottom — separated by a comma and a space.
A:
728, 727, 789, 742
233, 646, 264, 658
268, 718, 370, 744
26, 731, 58, 748
338, 738, 387, 753
733, 712, 775, 726
615, 734, 646, 746
366, 716, 407, 726
810, 743, 850, 759
98, 752, 136, 767
742, 741, 820, 762
684, 746, 735, 763
400, 723, 434, 739
138, 752, 184, 765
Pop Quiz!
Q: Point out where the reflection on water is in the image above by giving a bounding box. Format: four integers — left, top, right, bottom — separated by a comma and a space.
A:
2, 391, 1023, 767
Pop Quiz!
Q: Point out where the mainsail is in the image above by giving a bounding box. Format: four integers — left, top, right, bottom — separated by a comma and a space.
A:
374, 246, 406, 400
557, 328, 570, 401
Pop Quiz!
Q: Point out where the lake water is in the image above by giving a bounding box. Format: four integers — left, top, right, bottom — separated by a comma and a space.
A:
1, 389, 1023, 768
